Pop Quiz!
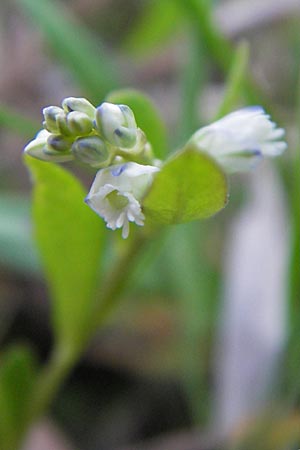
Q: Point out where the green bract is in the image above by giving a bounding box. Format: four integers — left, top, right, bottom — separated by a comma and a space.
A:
143, 144, 228, 225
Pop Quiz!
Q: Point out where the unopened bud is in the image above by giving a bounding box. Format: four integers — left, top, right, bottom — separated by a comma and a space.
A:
71, 136, 110, 167
24, 130, 73, 162
95, 102, 138, 149
56, 112, 72, 136
62, 97, 96, 119
43, 106, 64, 133
66, 111, 93, 135
47, 134, 72, 152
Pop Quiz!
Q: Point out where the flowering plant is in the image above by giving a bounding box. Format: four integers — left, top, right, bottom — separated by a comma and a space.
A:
24, 96, 286, 238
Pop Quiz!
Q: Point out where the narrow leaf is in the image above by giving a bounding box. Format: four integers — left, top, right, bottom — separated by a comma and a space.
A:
106, 88, 168, 159
215, 41, 250, 119
25, 156, 105, 349
143, 144, 228, 224
16, 0, 119, 103
0, 104, 38, 138
124, 0, 182, 57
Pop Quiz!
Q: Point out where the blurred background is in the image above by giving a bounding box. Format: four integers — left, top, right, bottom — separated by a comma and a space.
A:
0, 0, 300, 449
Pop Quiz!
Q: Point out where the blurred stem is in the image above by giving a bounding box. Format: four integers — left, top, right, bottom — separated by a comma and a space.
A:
26, 343, 77, 426
177, 26, 207, 144
289, 70, 300, 321
92, 231, 152, 330
165, 223, 218, 424
284, 70, 300, 404
0, 105, 38, 138
26, 230, 151, 435
215, 41, 250, 119
176, 0, 262, 106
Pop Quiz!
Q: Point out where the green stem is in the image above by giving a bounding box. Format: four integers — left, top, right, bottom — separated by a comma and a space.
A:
176, 0, 263, 106
177, 25, 207, 144
0, 104, 39, 137
215, 41, 250, 119
92, 231, 150, 329
289, 71, 300, 322
26, 344, 77, 425
26, 230, 151, 436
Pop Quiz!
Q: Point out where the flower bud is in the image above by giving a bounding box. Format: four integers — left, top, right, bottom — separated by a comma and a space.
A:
24, 130, 73, 162
66, 111, 93, 135
56, 112, 72, 136
62, 97, 96, 119
47, 134, 72, 152
71, 136, 110, 167
43, 106, 64, 133
95, 102, 138, 149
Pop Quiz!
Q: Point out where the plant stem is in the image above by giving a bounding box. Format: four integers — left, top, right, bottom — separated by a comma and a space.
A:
92, 231, 151, 330
176, 0, 262, 106
26, 344, 77, 426
215, 41, 249, 119
0, 104, 38, 137
26, 230, 151, 437
177, 25, 207, 144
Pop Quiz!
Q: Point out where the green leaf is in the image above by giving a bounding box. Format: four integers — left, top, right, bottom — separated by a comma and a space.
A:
106, 88, 168, 159
124, 0, 182, 57
143, 144, 228, 224
16, 0, 118, 103
25, 156, 105, 349
0, 346, 37, 449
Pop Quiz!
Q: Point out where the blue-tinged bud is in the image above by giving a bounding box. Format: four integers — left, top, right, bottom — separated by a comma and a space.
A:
95, 102, 138, 149
43, 106, 64, 133
66, 111, 93, 135
47, 134, 72, 152
71, 136, 110, 167
56, 112, 72, 136
24, 130, 74, 162
62, 97, 96, 119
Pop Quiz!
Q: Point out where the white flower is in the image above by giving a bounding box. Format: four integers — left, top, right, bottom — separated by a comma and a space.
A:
190, 106, 287, 173
85, 162, 160, 238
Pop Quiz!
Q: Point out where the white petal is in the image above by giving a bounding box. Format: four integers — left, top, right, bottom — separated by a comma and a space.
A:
190, 107, 287, 173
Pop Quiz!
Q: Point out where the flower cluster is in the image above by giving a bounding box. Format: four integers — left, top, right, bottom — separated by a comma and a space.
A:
24, 97, 160, 237
24, 98, 287, 238
24, 98, 152, 168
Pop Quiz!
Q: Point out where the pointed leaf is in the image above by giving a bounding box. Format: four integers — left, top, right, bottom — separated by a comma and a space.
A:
25, 156, 105, 348
143, 144, 228, 224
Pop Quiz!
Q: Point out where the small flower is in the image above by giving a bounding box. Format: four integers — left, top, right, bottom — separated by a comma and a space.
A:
190, 106, 287, 173
85, 162, 159, 238
24, 129, 74, 162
